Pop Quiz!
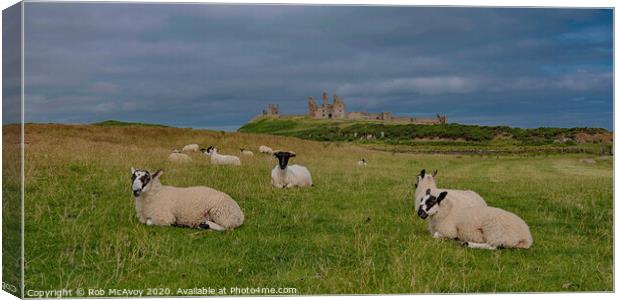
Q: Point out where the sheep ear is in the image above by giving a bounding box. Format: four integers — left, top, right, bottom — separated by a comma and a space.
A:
432, 170, 438, 177
131, 167, 136, 174
152, 169, 164, 180
426, 188, 431, 195
420, 169, 426, 178
437, 191, 448, 204
289, 152, 296, 157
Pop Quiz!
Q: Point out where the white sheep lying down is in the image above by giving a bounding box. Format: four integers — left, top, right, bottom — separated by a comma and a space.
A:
271, 151, 313, 188
414, 169, 487, 238
240, 148, 254, 156
417, 189, 532, 250
168, 150, 192, 163
202, 146, 241, 166
182, 144, 200, 152
131, 168, 244, 231
259, 145, 274, 154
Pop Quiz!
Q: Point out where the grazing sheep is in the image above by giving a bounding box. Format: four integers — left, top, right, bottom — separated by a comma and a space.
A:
130, 167, 244, 231
357, 158, 368, 166
182, 144, 200, 152
414, 169, 487, 238
240, 148, 254, 156
417, 189, 532, 250
201, 146, 242, 166
271, 151, 313, 188
168, 149, 192, 163
259, 145, 274, 154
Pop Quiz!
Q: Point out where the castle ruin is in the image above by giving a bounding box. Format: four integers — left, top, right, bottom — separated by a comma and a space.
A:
258, 90, 447, 125
262, 104, 279, 117
307, 90, 447, 124
308, 90, 346, 119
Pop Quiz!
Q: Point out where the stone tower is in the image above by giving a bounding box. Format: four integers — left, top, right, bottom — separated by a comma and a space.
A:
322, 89, 328, 106
332, 93, 346, 119
308, 89, 347, 119
263, 103, 279, 117
308, 97, 318, 118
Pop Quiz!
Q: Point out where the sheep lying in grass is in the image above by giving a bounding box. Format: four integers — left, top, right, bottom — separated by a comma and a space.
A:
417, 189, 532, 250
131, 167, 244, 231
271, 151, 313, 188
168, 150, 192, 163
182, 144, 200, 152
357, 158, 368, 166
201, 146, 241, 166
415, 169, 487, 238
240, 148, 254, 156
259, 145, 274, 154
579, 158, 596, 164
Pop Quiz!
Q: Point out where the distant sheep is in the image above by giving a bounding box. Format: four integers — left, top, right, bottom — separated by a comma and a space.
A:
415, 169, 487, 238
202, 146, 241, 166
182, 144, 200, 152
259, 145, 274, 154
130, 167, 244, 231
417, 189, 532, 250
579, 158, 596, 164
357, 158, 368, 166
168, 149, 192, 163
240, 148, 254, 156
271, 151, 312, 188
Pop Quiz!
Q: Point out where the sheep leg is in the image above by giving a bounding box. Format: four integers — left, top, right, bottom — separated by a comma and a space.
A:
463, 241, 497, 250
198, 220, 226, 231
432, 231, 444, 239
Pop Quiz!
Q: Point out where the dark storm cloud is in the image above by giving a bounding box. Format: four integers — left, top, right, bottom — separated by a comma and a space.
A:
21, 3, 612, 129
2, 2, 22, 124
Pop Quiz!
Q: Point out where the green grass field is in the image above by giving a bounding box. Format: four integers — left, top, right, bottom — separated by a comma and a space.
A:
3, 123, 613, 294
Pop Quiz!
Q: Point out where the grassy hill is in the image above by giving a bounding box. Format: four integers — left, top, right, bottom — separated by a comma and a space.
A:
92, 119, 170, 128
3, 123, 612, 293
239, 116, 612, 154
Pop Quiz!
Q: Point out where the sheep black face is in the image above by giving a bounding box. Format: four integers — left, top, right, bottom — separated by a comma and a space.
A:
274, 151, 296, 170
202, 146, 215, 155
417, 189, 447, 219
131, 167, 163, 197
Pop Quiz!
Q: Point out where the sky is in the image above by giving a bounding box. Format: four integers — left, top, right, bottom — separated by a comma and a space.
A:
4, 3, 614, 129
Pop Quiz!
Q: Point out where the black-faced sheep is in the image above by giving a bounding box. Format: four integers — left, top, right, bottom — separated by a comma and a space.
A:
201, 146, 242, 166
131, 167, 244, 231
417, 189, 532, 250
240, 148, 254, 156
271, 151, 312, 188
414, 169, 487, 238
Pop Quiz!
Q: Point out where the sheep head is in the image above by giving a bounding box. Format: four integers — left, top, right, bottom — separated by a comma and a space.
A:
417, 189, 448, 219
131, 167, 164, 197
415, 169, 438, 188
202, 146, 216, 155
274, 151, 296, 170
